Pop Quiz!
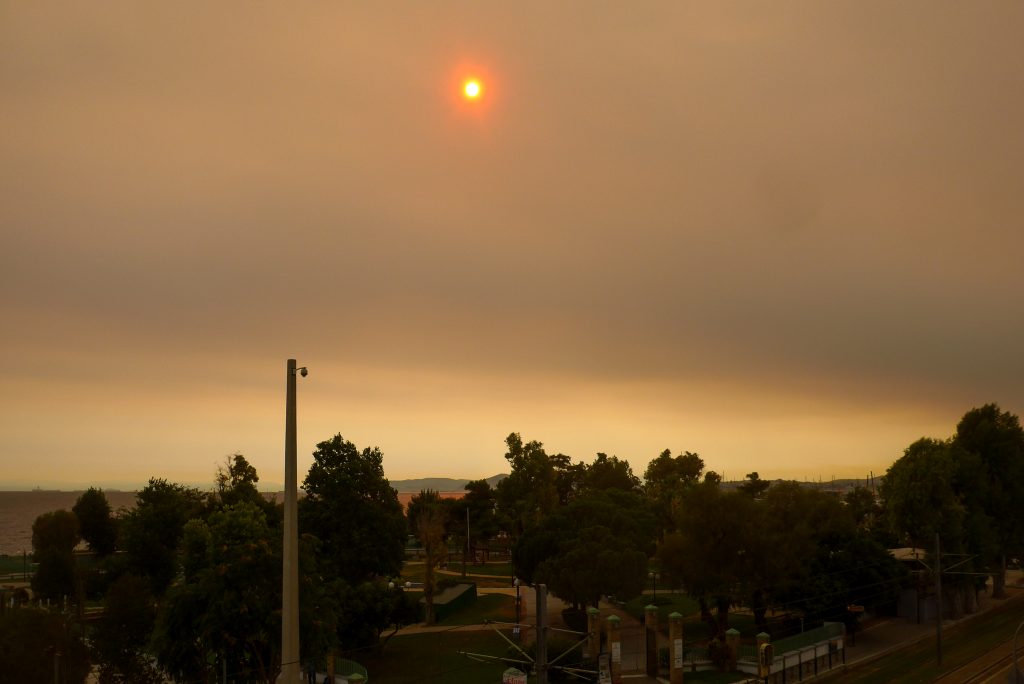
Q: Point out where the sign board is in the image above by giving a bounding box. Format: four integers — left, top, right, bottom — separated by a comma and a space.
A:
598, 654, 611, 684
502, 667, 527, 684
611, 642, 621, 663
673, 638, 683, 669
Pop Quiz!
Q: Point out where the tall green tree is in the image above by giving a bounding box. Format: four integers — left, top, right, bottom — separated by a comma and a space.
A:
0, 607, 90, 683
408, 489, 448, 624
737, 472, 770, 499
952, 403, 1024, 598
73, 487, 117, 556
584, 453, 641, 493
213, 453, 280, 524
496, 433, 558, 538
515, 489, 656, 609
299, 434, 407, 584
91, 574, 162, 683
881, 437, 989, 617
119, 478, 207, 596
643, 449, 706, 534
658, 479, 754, 639
31, 509, 80, 602
152, 502, 281, 683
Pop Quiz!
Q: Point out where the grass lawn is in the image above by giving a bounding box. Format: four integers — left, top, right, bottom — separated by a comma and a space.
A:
0, 554, 31, 575
362, 630, 515, 684
459, 562, 514, 577
622, 592, 699, 626
402, 561, 515, 589
436, 593, 516, 626
820, 595, 1024, 683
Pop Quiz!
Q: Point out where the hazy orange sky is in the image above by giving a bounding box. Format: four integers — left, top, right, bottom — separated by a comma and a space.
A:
2, 3, 1022, 490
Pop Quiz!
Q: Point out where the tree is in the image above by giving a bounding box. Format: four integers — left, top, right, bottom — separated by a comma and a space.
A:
516, 489, 656, 609
152, 502, 281, 683
0, 607, 90, 683
119, 478, 207, 596
31, 509, 80, 602
91, 574, 162, 683
299, 434, 407, 584
643, 449, 706, 534
496, 433, 559, 538
882, 438, 968, 548
844, 486, 879, 531
658, 480, 754, 640
881, 438, 989, 617
73, 487, 117, 556
408, 490, 448, 624
214, 453, 280, 524
953, 403, 1024, 598
737, 472, 770, 499
584, 453, 641, 493
452, 479, 500, 555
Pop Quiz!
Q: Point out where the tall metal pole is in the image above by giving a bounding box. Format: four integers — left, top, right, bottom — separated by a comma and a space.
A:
278, 359, 301, 683
1012, 619, 1023, 684
462, 506, 469, 578
935, 532, 942, 668
536, 584, 548, 684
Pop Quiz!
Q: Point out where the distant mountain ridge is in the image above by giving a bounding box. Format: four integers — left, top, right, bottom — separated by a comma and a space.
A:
389, 474, 506, 493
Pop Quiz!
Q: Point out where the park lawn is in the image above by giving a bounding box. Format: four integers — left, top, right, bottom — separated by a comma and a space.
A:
460, 562, 514, 577
363, 630, 513, 684
403, 561, 515, 589
622, 592, 699, 627
821, 594, 1024, 683
0, 554, 31, 575
436, 593, 516, 626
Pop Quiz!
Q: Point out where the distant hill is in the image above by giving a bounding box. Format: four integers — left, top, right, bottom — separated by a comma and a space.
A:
389, 474, 506, 493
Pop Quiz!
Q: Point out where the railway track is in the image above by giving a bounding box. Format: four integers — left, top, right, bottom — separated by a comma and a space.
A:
933, 637, 1019, 684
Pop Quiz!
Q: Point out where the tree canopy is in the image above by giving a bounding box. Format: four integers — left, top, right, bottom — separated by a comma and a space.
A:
299, 434, 407, 584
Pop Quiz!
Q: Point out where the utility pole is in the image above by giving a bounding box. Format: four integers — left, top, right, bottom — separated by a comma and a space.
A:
935, 532, 942, 667
536, 584, 548, 684
462, 507, 469, 578
278, 359, 305, 683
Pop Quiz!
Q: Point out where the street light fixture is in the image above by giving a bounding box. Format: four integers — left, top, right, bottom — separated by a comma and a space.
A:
648, 571, 660, 602
278, 359, 307, 684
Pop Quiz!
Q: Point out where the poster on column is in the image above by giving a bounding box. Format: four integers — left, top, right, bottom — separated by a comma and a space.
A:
673, 639, 683, 669
611, 642, 621, 663
598, 654, 611, 684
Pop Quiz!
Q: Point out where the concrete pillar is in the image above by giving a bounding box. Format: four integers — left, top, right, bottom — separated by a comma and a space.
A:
606, 614, 622, 684
725, 628, 740, 672
645, 604, 659, 677
587, 607, 601, 660
756, 631, 772, 681
669, 611, 684, 684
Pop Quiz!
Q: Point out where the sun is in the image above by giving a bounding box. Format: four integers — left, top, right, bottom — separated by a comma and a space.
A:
463, 79, 482, 99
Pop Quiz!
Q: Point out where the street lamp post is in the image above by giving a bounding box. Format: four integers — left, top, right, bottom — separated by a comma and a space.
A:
514, 578, 522, 640
649, 571, 659, 603
278, 359, 306, 684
